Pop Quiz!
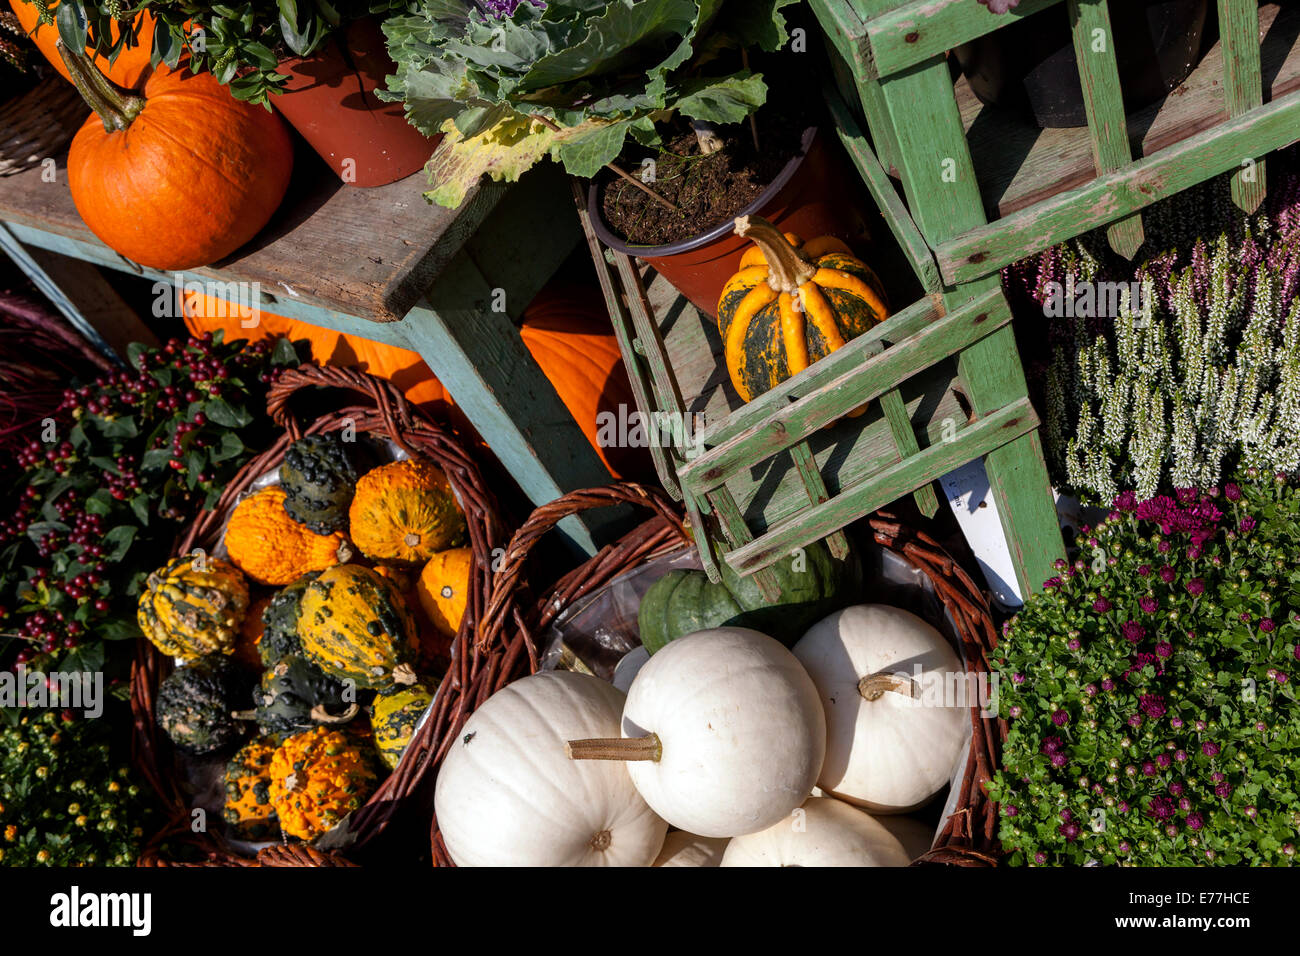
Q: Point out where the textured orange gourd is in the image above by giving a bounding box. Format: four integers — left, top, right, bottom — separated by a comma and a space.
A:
9, 0, 154, 88
60, 45, 293, 271
225, 487, 353, 586
415, 547, 472, 642
349, 459, 466, 564
717, 216, 889, 402
267, 726, 378, 841
181, 284, 649, 479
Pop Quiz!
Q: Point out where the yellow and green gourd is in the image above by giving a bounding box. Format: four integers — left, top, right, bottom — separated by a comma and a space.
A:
137, 554, 250, 660
371, 683, 436, 771
716, 215, 889, 402
296, 564, 420, 692
223, 736, 279, 840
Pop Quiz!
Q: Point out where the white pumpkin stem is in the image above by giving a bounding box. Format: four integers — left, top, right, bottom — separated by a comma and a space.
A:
734, 215, 817, 293
311, 702, 360, 724
858, 673, 916, 702
565, 733, 663, 763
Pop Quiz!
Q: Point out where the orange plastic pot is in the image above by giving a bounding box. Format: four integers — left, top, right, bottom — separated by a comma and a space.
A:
273, 18, 437, 187
588, 127, 870, 317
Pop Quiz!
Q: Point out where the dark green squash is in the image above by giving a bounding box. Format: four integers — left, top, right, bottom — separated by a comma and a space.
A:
279, 434, 372, 534
155, 657, 253, 755
243, 655, 358, 742
257, 571, 320, 667
637, 540, 857, 654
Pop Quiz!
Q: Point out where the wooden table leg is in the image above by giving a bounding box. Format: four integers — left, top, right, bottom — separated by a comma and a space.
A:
404, 250, 624, 556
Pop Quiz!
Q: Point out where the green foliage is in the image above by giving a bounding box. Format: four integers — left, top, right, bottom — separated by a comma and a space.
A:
0, 333, 298, 708
0, 710, 154, 866
990, 474, 1300, 866
383, 0, 797, 205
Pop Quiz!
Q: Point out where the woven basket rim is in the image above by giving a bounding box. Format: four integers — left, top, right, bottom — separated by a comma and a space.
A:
132, 362, 511, 867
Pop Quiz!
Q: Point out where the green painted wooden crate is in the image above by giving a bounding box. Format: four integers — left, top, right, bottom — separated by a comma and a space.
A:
579, 0, 1300, 600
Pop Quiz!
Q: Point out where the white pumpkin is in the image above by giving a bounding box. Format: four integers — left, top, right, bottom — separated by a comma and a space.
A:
720, 796, 912, 867
793, 605, 967, 813
876, 814, 936, 863
434, 671, 667, 866
652, 830, 729, 867
612, 646, 649, 693
567, 627, 826, 837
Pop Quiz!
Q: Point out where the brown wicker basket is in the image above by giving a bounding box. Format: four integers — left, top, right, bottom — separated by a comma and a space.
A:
432, 484, 1005, 867
133, 364, 511, 866
0, 78, 84, 177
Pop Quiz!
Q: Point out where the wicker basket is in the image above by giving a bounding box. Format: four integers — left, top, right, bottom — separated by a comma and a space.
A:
133, 364, 511, 866
0, 78, 84, 177
433, 484, 1005, 867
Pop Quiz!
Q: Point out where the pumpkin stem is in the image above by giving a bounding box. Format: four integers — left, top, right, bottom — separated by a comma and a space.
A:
311, 702, 360, 724
565, 733, 662, 763
391, 663, 418, 687
858, 673, 917, 702
734, 215, 817, 293
56, 40, 145, 133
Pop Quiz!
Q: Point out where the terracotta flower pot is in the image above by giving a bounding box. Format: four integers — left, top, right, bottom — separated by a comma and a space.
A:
588, 127, 870, 318
274, 18, 437, 187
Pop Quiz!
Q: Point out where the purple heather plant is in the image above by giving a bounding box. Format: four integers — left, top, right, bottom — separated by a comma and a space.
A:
990, 474, 1300, 866
1005, 159, 1300, 503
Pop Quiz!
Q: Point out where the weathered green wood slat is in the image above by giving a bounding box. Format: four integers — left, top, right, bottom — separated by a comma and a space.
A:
680, 487, 723, 582
569, 179, 681, 499
723, 397, 1040, 574
700, 290, 953, 446
1069, 0, 1144, 258
1218, 0, 1267, 213
879, 388, 941, 517
935, 86, 1300, 284
682, 289, 1011, 493
875, 58, 988, 248
612, 251, 690, 429
824, 79, 944, 294
857, 0, 1064, 80
706, 486, 782, 599
877, 57, 1065, 596
786, 441, 852, 559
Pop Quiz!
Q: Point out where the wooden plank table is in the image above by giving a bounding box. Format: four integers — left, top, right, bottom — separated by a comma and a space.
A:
0, 142, 618, 553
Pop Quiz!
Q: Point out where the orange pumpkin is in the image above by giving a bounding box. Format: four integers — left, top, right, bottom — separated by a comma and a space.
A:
9, 0, 154, 89
181, 285, 650, 479
62, 47, 293, 271
415, 546, 472, 643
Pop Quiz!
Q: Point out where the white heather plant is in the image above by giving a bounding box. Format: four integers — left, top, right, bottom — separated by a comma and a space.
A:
1009, 181, 1300, 505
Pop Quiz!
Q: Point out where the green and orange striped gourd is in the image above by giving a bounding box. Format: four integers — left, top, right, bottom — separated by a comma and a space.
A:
716, 215, 889, 403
